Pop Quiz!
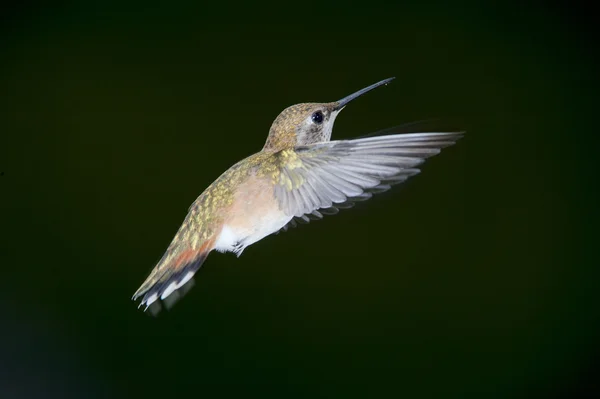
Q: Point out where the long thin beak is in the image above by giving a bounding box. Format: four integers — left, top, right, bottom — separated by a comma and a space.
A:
334, 77, 395, 110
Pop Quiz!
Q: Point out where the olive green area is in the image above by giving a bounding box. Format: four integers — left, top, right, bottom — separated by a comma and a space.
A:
1, 2, 597, 398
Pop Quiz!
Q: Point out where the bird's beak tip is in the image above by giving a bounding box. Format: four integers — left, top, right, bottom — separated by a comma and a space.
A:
335, 77, 395, 110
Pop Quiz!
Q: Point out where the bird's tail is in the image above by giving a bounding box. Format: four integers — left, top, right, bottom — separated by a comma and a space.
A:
132, 238, 214, 312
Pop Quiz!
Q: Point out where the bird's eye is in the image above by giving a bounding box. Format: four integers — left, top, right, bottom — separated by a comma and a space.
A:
311, 111, 324, 124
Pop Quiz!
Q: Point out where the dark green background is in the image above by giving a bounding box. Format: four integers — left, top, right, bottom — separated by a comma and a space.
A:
1, 2, 597, 398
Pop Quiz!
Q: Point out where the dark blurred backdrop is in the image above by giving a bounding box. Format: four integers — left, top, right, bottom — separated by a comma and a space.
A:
1, 1, 597, 398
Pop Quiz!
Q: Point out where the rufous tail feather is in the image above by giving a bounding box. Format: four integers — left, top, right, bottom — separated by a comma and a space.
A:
132, 239, 214, 311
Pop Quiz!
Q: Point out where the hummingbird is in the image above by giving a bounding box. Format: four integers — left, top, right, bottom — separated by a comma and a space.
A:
132, 77, 463, 312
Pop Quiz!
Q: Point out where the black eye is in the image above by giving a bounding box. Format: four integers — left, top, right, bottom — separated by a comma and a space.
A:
311, 111, 323, 124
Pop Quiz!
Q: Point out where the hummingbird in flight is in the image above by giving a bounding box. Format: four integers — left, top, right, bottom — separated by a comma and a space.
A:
132, 77, 463, 312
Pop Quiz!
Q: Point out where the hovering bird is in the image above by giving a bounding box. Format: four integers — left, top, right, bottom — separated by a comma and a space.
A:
133, 78, 462, 312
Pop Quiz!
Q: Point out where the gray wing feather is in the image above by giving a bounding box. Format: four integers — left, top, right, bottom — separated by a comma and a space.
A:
276, 132, 463, 227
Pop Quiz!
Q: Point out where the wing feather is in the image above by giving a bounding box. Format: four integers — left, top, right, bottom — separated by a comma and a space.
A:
274, 132, 463, 229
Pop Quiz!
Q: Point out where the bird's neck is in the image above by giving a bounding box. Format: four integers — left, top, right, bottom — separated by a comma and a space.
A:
262, 127, 297, 152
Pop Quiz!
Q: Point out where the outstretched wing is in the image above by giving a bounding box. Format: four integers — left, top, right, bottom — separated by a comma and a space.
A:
273, 132, 463, 226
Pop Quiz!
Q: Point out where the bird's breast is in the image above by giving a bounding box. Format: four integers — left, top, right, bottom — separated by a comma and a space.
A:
214, 173, 291, 254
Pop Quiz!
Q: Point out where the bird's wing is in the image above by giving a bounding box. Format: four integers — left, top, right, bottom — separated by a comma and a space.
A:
273, 132, 463, 230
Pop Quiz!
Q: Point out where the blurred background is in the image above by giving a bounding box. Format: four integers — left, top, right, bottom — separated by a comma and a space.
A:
1, 1, 597, 398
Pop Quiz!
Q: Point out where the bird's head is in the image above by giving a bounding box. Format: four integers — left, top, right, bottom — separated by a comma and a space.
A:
263, 78, 395, 151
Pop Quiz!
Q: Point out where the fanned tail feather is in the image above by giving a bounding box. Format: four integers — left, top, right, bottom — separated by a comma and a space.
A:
132, 239, 213, 312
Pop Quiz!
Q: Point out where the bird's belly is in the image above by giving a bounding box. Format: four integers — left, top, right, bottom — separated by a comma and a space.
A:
214, 212, 291, 255
214, 174, 292, 255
